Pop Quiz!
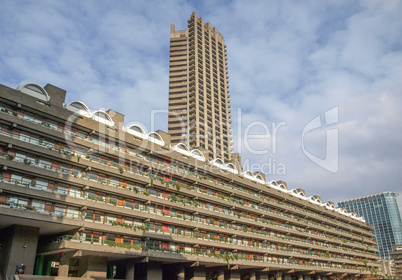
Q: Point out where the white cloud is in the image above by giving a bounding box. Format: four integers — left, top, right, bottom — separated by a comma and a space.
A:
1, 0, 402, 217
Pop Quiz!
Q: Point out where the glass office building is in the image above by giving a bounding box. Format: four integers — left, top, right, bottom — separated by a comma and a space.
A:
339, 192, 402, 260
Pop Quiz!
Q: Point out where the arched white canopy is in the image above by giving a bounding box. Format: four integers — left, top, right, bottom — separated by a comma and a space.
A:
92, 110, 114, 126
17, 83, 51, 102
65, 101, 91, 117
148, 132, 165, 146
126, 124, 147, 138
191, 149, 205, 161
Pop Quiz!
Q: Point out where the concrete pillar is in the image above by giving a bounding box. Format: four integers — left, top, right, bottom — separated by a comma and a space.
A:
298, 274, 304, 280
0, 225, 40, 279
304, 276, 311, 280
230, 271, 241, 280
259, 272, 269, 280
58, 252, 76, 277
275, 272, 283, 280
126, 260, 135, 280
147, 262, 162, 280
217, 269, 225, 280
134, 262, 163, 280
177, 266, 185, 280
250, 272, 257, 280
78, 256, 107, 278
191, 266, 206, 280
317, 275, 322, 280
284, 274, 292, 280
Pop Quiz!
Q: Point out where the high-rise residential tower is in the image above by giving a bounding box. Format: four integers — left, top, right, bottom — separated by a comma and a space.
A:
338, 192, 402, 260
168, 12, 233, 161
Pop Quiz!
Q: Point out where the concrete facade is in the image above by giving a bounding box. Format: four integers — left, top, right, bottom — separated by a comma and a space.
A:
168, 12, 233, 161
391, 245, 402, 279
0, 82, 381, 279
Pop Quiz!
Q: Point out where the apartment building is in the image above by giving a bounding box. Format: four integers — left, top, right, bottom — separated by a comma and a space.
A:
0, 83, 381, 280
391, 245, 402, 279
168, 12, 233, 162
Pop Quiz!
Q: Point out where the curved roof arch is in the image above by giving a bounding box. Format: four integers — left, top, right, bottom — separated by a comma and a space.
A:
190, 149, 205, 161
126, 124, 147, 138
255, 174, 264, 181
214, 158, 225, 165
226, 163, 238, 174
226, 163, 236, 170
17, 83, 51, 102
65, 101, 91, 117
175, 143, 190, 152
278, 184, 287, 190
148, 132, 165, 146
245, 170, 253, 176
92, 110, 113, 124
92, 110, 114, 126
243, 170, 256, 181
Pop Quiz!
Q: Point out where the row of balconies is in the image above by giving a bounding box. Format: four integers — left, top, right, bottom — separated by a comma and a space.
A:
0, 113, 372, 241
0, 106, 374, 236
0, 145, 376, 258
0, 179, 379, 265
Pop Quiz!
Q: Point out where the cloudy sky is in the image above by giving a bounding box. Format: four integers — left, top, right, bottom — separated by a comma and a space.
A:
1, 0, 402, 215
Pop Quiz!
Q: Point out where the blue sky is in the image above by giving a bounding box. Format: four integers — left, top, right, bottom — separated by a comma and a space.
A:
1, 0, 402, 215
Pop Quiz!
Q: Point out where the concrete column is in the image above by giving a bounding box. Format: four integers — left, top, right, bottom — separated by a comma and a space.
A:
230, 271, 241, 280
147, 262, 162, 280
191, 266, 206, 280
177, 266, 185, 280
284, 274, 292, 280
135, 262, 163, 280
304, 276, 311, 280
298, 274, 304, 280
126, 260, 135, 280
216, 269, 225, 280
78, 256, 107, 278
317, 275, 322, 280
275, 272, 283, 280
250, 272, 257, 280
58, 252, 76, 277
259, 272, 269, 280
0, 225, 40, 280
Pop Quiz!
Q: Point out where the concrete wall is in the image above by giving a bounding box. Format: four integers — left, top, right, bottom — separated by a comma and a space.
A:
0, 225, 39, 280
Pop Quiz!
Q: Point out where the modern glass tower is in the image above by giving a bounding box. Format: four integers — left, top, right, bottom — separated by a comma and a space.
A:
338, 192, 402, 260
168, 12, 233, 162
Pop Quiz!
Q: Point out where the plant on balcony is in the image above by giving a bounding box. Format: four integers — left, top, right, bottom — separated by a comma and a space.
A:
118, 166, 124, 174
143, 190, 149, 196
108, 199, 117, 206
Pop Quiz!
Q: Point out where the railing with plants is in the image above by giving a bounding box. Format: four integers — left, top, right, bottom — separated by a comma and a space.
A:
45, 234, 369, 272
0, 104, 373, 237
0, 172, 378, 261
